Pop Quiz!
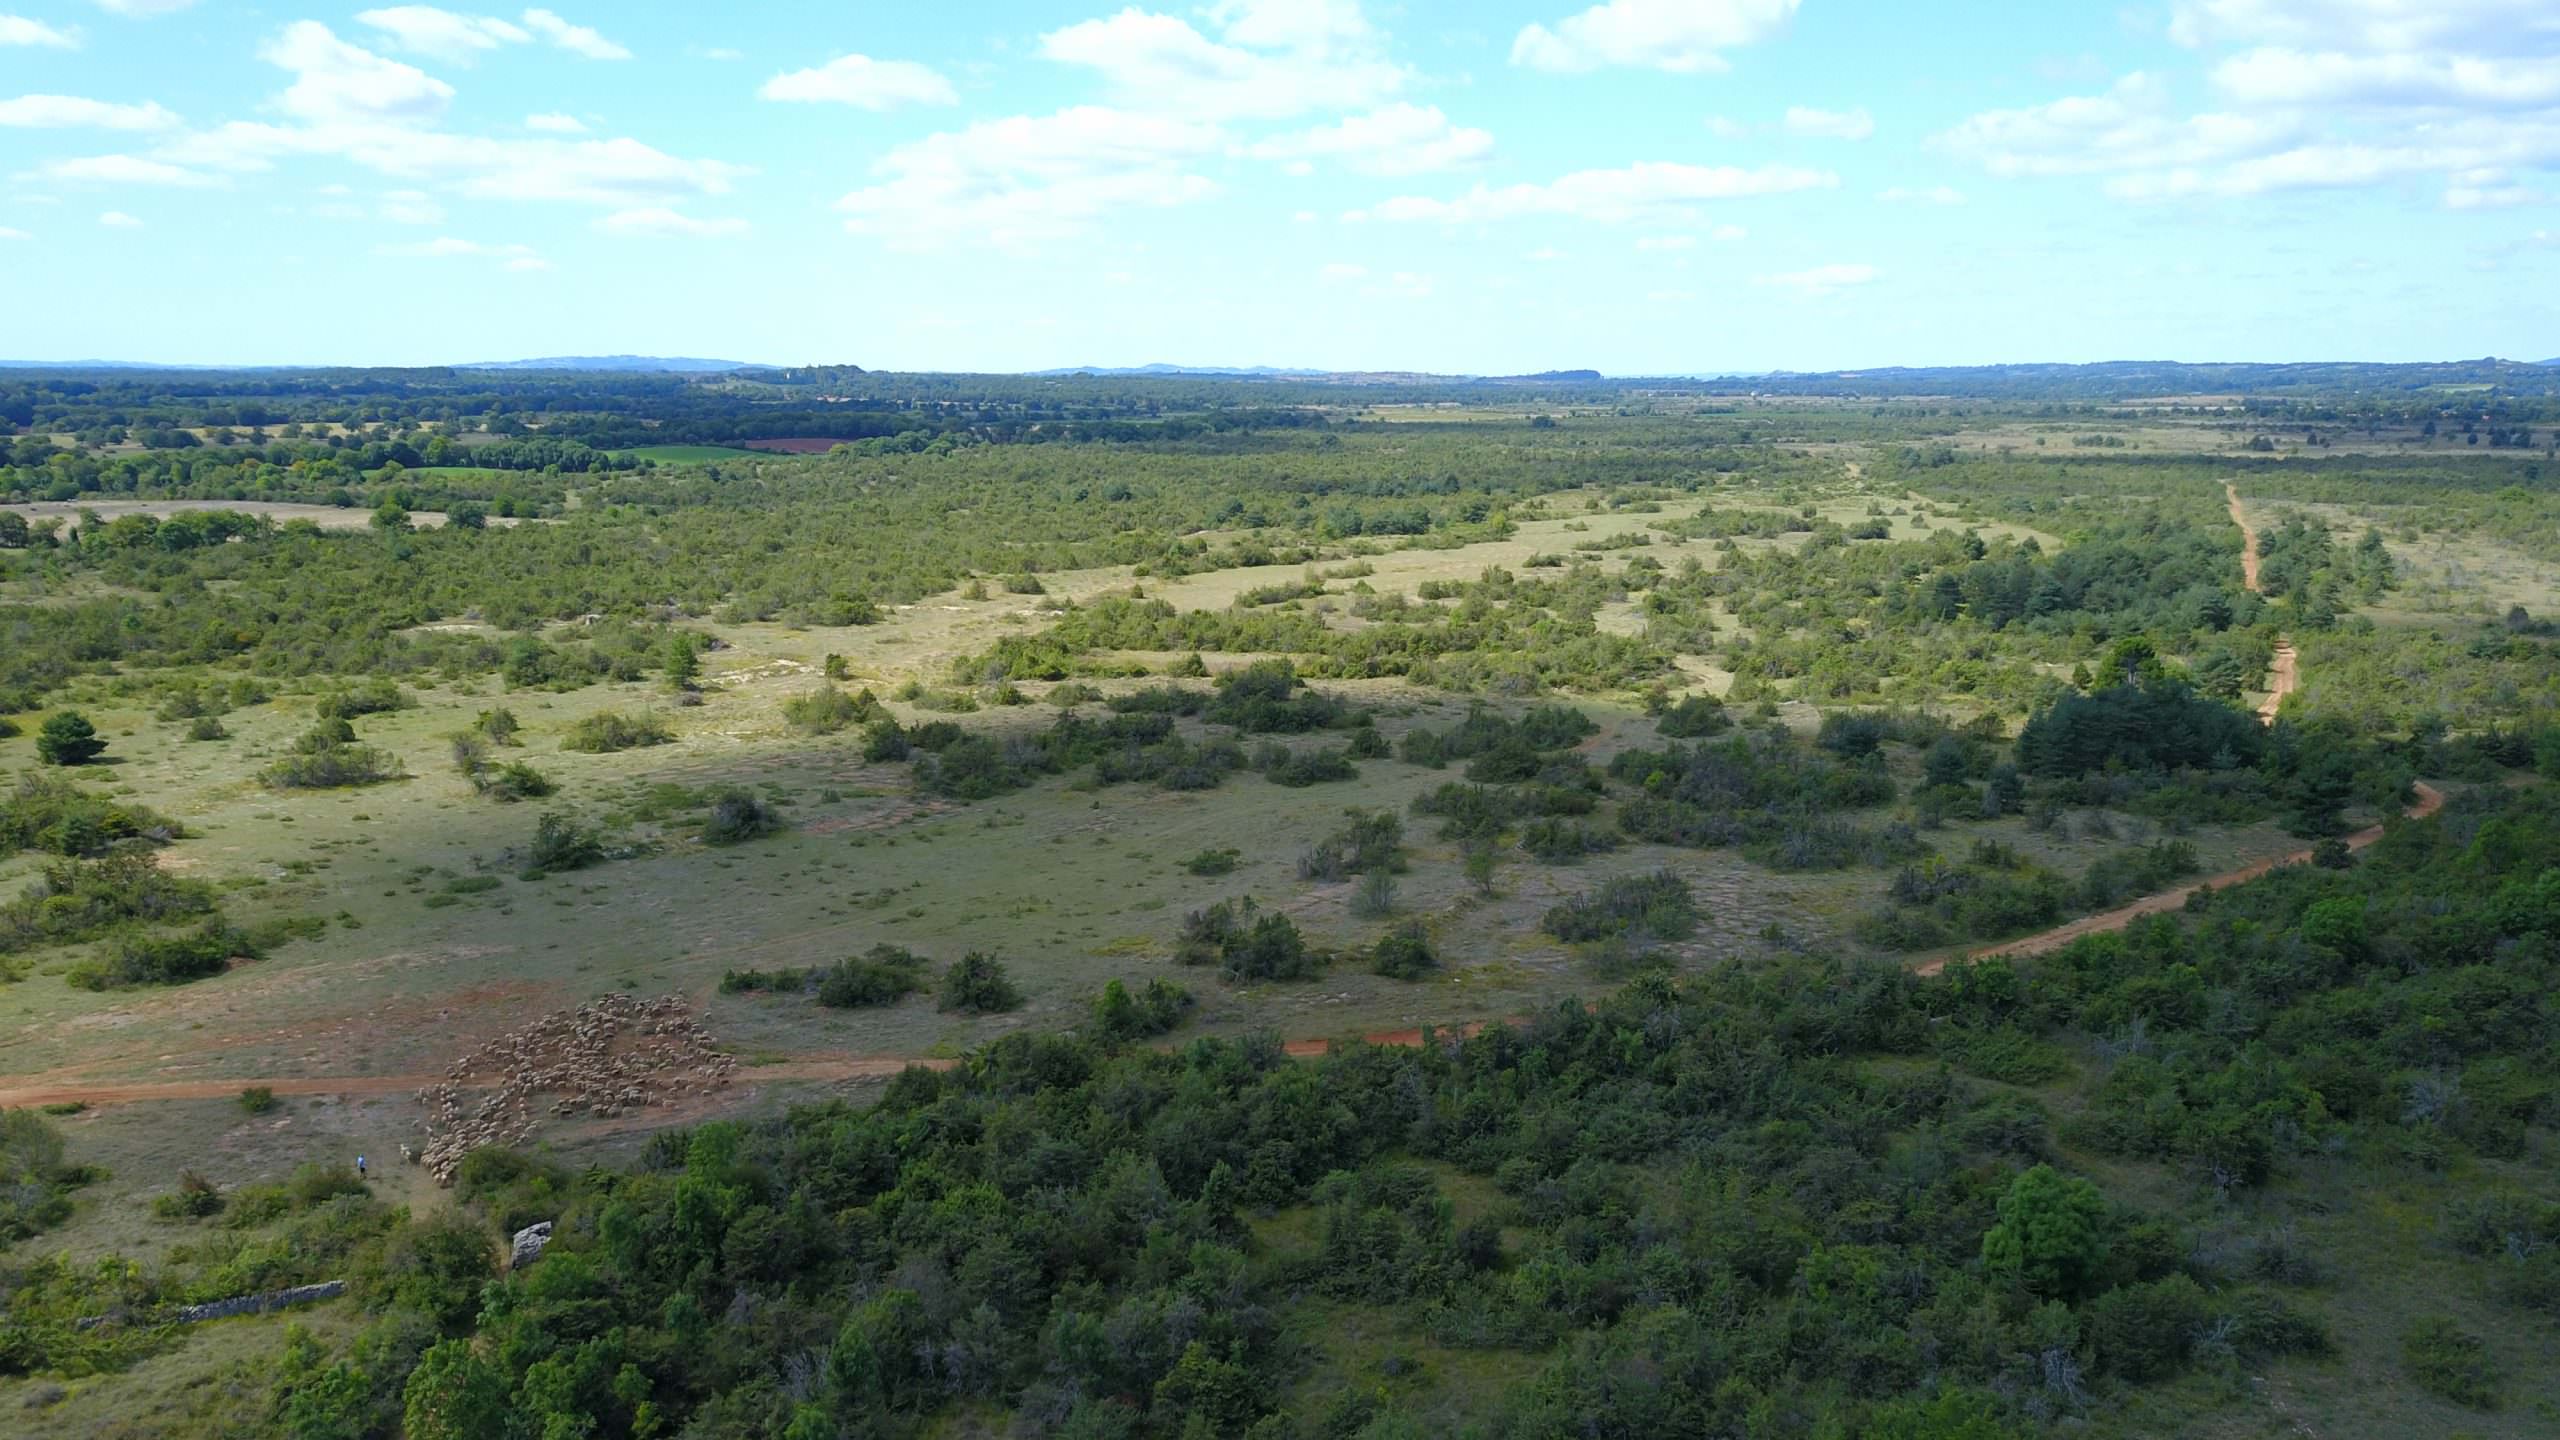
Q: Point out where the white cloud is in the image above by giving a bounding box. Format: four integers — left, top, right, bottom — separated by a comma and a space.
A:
1709, 222, 1746, 240
91, 0, 194, 14
1291, 208, 1317, 222
377, 234, 536, 260
97, 209, 141, 226
2166, 0, 2560, 55
356, 7, 529, 62
1524, 245, 1563, 260
836, 105, 1220, 250
524, 111, 585, 133
0, 95, 179, 130
378, 188, 443, 223
1247, 104, 1492, 176
1634, 233, 1694, 250
112, 25, 738, 208
1879, 184, 1966, 204
1, 15, 77, 47
1040, 4, 1405, 119
759, 54, 957, 110
1512, 0, 1799, 74
2212, 48, 2560, 108
1370, 161, 1835, 224
26, 153, 219, 185
0, 225, 28, 238
521, 8, 627, 60
504, 254, 549, 270
263, 21, 456, 126
1783, 105, 1873, 140
1935, 73, 2295, 178
1758, 262, 1876, 295
1949, 4, 2560, 204
701, 47, 742, 62
1318, 261, 1368, 280
1705, 115, 1749, 139
1646, 288, 1695, 301
597, 206, 749, 236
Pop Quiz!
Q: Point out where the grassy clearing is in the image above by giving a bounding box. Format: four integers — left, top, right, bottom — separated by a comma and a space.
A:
612, 444, 760, 463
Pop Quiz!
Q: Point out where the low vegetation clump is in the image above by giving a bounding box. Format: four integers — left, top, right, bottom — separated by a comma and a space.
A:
66, 920, 256, 990
0, 1110, 99, 1247
262, 718, 400, 789
522, 812, 605, 875
559, 709, 673, 754
1653, 692, 1731, 738
1294, 809, 1402, 882
938, 950, 1022, 1013
1176, 896, 1327, 981
451, 734, 555, 801
151, 1169, 225, 1221
1090, 977, 1194, 1041
1179, 847, 1240, 876
698, 787, 784, 845
0, 773, 180, 857
1541, 868, 1699, 943
1369, 920, 1437, 978
313, 678, 412, 721
781, 684, 883, 736
2401, 1317, 2503, 1409
0, 849, 218, 955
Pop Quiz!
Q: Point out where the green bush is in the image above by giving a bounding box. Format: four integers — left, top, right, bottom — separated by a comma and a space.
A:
939, 951, 1022, 1013
184, 716, 229, 742
1370, 922, 1437, 979
524, 812, 605, 873
66, 921, 254, 990
1181, 848, 1241, 876
1092, 977, 1194, 1041
152, 1170, 225, 1220
2088, 1274, 2210, 1380
818, 945, 930, 1008
782, 684, 882, 736
315, 678, 411, 720
35, 711, 106, 767
0, 772, 179, 857
560, 710, 673, 753
700, 788, 783, 845
2401, 1316, 2503, 1408
1541, 869, 1697, 943
1655, 694, 1730, 738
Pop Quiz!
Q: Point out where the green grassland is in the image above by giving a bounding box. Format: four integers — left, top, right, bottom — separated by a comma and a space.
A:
2, 387, 2555, 1438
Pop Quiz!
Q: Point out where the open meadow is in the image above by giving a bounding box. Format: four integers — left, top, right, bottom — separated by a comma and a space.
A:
2, 369, 2556, 1438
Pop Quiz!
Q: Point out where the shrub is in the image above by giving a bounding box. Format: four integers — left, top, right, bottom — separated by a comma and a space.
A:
560, 710, 673, 753
1181, 848, 1241, 876
1349, 869, 1399, 919
1092, 977, 1194, 1041
1655, 694, 1730, 738
783, 685, 882, 736
240, 1087, 278, 1114
473, 707, 521, 744
1048, 682, 1105, 707
1177, 898, 1327, 982
1980, 1164, 2106, 1299
35, 711, 106, 767
0, 849, 218, 954
66, 921, 255, 990
1370, 922, 1436, 979
2088, 1274, 2210, 1380
861, 719, 912, 762
940, 951, 1022, 1013
2401, 1316, 2502, 1408
152, 1170, 225, 1220
315, 678, 411, 720
1519, 818, 1617, 863
1263, 747, 1359, 787
1296, 810, 1403, 882
1541, 870, 1697, 943
185, 716, 229, 742
1, 773, 179, 857
818, 945, 929, 1008
525, 812, 605, 873
263, 721, 399, 789
478, 760, 555, 802
701, 788, 783, 845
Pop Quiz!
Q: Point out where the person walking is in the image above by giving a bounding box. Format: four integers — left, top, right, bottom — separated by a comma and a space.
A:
356, 1154, 367, 1179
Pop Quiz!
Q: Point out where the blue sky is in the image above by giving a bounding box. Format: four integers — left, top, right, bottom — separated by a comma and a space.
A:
2, 0, 2556, 371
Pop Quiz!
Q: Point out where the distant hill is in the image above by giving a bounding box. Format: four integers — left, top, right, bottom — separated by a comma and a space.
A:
1028, 363, 1327, 378
458, 355, 761, 373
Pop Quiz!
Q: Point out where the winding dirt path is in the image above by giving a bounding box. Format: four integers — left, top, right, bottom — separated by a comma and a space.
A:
1914, 481, 2430, 975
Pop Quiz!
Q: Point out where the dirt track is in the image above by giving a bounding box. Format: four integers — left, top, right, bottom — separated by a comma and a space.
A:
1914, 481, 2429, 975
0, 1022, 1482, 1111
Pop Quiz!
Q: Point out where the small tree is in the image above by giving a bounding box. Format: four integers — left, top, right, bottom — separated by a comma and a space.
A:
940, 952, 1022, 1013
663, 635, 701, 691
1981, 1163, 2107, 1299
37, 711, 106, 767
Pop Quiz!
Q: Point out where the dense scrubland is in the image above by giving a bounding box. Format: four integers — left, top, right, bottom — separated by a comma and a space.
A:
1, 368, 2556, 1437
